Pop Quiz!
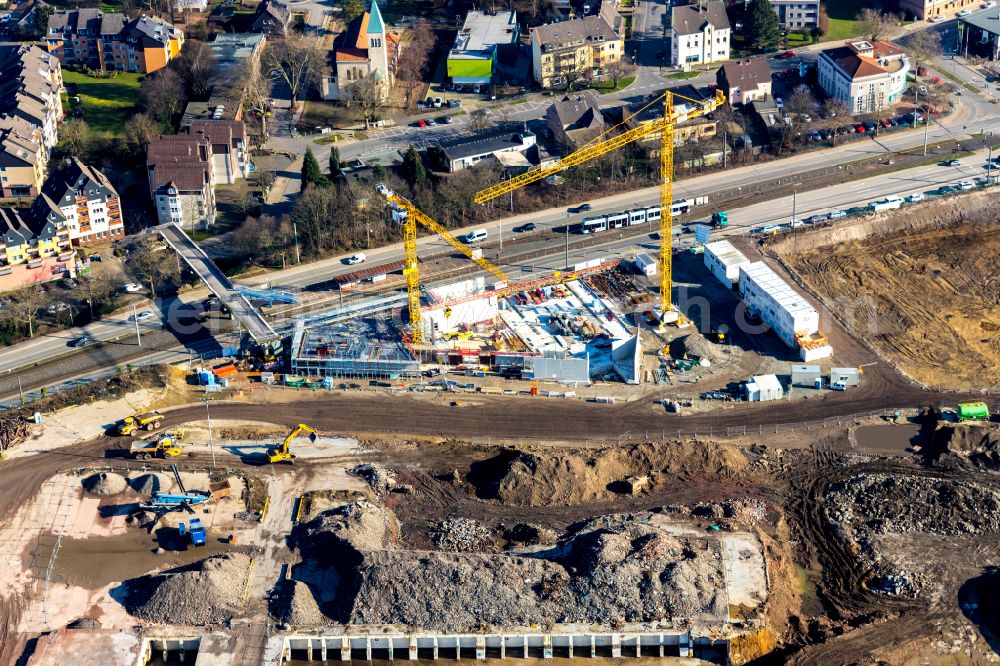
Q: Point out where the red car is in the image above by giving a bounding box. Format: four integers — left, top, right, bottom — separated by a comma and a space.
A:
778, 50, 796, 59
417, 119, 427, 127
879, 118, 892, 127
855, 125, 866, 133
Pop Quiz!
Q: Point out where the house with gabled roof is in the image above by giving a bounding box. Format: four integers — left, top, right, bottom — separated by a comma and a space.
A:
321, 0, 399, 101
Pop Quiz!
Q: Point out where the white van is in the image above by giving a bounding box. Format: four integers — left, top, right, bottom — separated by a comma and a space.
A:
463, 229, 488, 244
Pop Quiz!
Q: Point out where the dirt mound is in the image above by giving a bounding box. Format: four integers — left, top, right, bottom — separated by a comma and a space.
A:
282, 581, 325, 626
826, 474, 1000, 536
479, 441, 748, 506
350, 464, 397, 492
929, 424, 1000, 468
298, 500, 399, 564
81, 472, 127, 496
129, 473, 171, 497
672, 333, 726, 365
126, 553, 251, 625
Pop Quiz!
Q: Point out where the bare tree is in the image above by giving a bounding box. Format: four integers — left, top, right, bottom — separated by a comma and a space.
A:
123, 113, 163, 156
786, 84, 818, 118
6, 288, 43, 338
469, 108, 492, 134
263, 35, 326, 130
563, 66, 584, 92
139, 68, 187, 124
175, 40, 219, 99
823, 98, 851, 120
395, 20, 433, 108
242, 63, 274, 143
347, 73, 386, 129
58, 118, 90, 160
856, 8, 898, 43
130, 238, 179, 296
905, 29, 942, 75
605, 56, 635, 91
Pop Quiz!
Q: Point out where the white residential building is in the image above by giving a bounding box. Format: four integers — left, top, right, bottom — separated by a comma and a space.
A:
818, 40, 910, 116
33, 158, 123, 246
147, 134, 217, 229
670, 1, 730, 68
768, 0, 820, 29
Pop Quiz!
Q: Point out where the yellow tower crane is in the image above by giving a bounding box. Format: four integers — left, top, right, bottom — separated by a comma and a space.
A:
472, 89, 724, 322
375, 186, 509, 344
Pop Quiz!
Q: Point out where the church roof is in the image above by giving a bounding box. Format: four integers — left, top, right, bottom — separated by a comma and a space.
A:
367, 0, 384, 34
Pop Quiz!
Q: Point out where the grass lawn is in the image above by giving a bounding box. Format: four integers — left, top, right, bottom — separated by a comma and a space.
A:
299, 100, 356, 130
667, 71, 699, 80
823, 0, 874, 42
590, 76, 636, 93
61, 70, 142, 136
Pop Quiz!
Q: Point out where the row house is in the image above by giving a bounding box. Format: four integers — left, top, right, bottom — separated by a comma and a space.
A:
0, 43, 63, 198
0, 206, 76, 293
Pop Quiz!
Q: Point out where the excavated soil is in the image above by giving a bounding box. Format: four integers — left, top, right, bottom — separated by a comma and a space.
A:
928, 423, 1000, 468
777, 194, 1000, 391
472, 441, 749, 507
81, 472, 128, 496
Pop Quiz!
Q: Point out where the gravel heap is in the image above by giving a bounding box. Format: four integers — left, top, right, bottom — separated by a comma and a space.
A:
283, 581, 326, 626
82, 472, 127, 496
350, 464, 397, 492
432, 518, 495, 552
298, 501, 399, 564
673, 333, 726, 365
128, 553, 251, 625
826, 474, 1000, 536
129, 472, 171, 497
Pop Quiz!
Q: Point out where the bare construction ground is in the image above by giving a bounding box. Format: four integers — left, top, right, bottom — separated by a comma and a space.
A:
774, 191, 1000, 391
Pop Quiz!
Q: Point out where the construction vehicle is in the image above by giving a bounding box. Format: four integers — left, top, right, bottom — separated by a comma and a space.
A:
116, 411, 164, 436
711, 211, 729, 228
186, 517, 207, 546
266, 423, 317, 464
957, 401, 991, 421
129, 432, 183, 460
133, 464, 211, 532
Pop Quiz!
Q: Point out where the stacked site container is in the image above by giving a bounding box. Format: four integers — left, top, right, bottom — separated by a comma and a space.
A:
703, 240, 750, 288
738, 262, 820, 349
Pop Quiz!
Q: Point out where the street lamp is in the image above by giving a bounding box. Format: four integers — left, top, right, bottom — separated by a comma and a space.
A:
203, 398, 216, 468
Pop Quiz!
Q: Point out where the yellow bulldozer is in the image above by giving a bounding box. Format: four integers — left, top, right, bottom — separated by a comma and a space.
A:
266, 424, 317, 464
116, 411, 164, 436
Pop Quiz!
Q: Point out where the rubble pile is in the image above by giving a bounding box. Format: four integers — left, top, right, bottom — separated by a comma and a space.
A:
929, 424, 1000, 468
826, 474, 1000, 536
126, 553, 251, 625
505, 523, 558, 546
282, 581, 326, 626
129, 473, 171, 497
350, 464, 397, 493
299, 500, 400, 561
432, 518, 495, 552
82, 472, 128, 496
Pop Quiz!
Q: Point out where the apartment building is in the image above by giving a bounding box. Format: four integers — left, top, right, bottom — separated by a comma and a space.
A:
0, 205, 76, 293
250, 0, 291, 35
447, 10, 519, 86
670, 1, 730, 68
32, 158, 123, 247
530, 0, 624, 88
0, 43, 63, 198
769, 0, 820, 29
46, 9, 184, 74
898, 0, 978, 20
818, 40, 910, 115
716, 58, 772, 105
184, 119, 251, 184
146, 135, 216, 229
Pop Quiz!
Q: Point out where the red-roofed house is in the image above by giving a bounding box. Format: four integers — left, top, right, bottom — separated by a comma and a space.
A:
817, 40, 910, 116
321, 0, 399, 101
146, 135, 216, 229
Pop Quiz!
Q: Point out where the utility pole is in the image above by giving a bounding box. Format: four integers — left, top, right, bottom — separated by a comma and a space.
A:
293, 221, 300, 264
791, 189, 797, 226
203, 398, 216, 468
132, 303, 141, 347
564, 212, 570, 270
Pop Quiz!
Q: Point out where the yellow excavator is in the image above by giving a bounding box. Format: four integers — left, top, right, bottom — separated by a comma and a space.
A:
266, 424, 317, 464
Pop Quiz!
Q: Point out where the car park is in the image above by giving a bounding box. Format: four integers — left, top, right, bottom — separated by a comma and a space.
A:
129, 310, 155, 322
827, 210, 847, 219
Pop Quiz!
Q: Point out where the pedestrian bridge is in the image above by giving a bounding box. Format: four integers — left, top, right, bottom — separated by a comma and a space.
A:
155, 224, 278, 343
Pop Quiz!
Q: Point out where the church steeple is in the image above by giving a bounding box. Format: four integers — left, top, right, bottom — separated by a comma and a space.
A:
367, 0, 385, 35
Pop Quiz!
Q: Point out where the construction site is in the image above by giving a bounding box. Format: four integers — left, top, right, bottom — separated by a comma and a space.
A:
2, 81, 1000, 666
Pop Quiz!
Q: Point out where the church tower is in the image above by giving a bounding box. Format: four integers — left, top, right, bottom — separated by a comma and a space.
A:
366, 0, 390, 85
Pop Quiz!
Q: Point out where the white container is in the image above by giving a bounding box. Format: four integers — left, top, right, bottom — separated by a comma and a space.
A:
739, 262, 819, 349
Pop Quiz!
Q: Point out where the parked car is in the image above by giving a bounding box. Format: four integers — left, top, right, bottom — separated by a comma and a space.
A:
958, 180, 975, 190
928, 15, 945, 22
862, 120, 876, 131
855, 125, 867, 133
984, 1, 997, 8
819, 129, 832, 140
46, 301, 70, 314
122, 283, 143, 293
417, 119, 427, 127
433, 97, 443, 108
129, 310, 155, 322
515, 222, 537, 233
426, 117, 436, 126
778, 50, 796, 59
880, 118, 892, 127
345, 252, 367, 265
775, 97, 784, 110
88, 253, 102, 262
442, 115, 453, 124
958, 8, 972, 16
805, 214, 827, 223
448, 99, 462, 109
906, 193, 925, 203
68, 335, 92, 348
946, 159, 961, 166
827, 210, 847, 219
577, 203, 592, 212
